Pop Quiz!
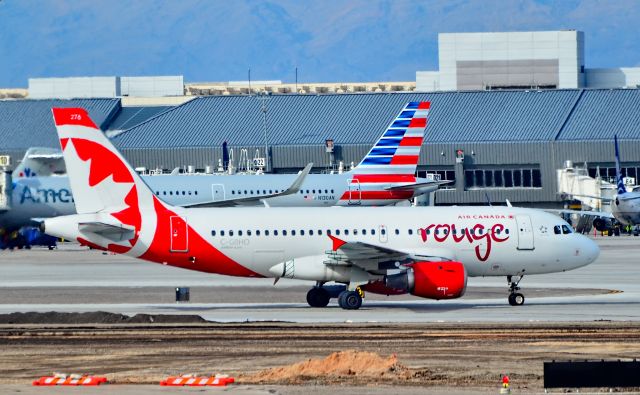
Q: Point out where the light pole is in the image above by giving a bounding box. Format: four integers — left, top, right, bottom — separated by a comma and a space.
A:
257, 93, 270, 173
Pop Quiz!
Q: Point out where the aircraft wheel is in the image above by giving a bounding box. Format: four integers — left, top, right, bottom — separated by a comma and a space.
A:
508, 293, 525, 306
338, 290, 362, 310
306, 287, 330, 308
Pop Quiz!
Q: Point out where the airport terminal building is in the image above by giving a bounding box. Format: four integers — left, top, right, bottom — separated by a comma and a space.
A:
2, 88, 640, 207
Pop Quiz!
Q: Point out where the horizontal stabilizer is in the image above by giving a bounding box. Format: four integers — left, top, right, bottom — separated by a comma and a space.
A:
183, 163, 313, 208
385, 180, 452, 192
78, 222, 135, 237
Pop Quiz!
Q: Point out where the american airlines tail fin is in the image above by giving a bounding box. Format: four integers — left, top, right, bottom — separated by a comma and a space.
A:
351, 102, 430, 175
614, 135, 627, 195
51, 108, 156, 214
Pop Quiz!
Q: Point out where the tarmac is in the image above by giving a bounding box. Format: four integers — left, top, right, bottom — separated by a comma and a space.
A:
0, 235, 638, 323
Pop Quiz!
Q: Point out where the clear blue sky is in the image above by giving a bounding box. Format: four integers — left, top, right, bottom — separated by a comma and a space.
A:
1, 0, 639, 87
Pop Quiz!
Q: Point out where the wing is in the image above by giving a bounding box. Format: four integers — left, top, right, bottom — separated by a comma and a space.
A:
326, 235, 455, 274
182, 163, 312, 208
547, 208, 615, 219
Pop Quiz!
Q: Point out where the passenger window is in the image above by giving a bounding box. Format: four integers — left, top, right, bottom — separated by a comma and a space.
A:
265, 230, 269, 236
247, 230, 252, 236
327, 229, 331, 235
362, 229, 367, 235
263, 190, 266, 194
283, 230, 287, 236
353, 229, 358, 235
170, 191, 173, 195
371, 229, 376, 235
313, 189, 316, 194
325, 189, 328, 193
505, 229, 509, 234
274, 230, 278, 236
300, 230, 305, 236
292, 230, 296, 236
229, 230, 234, 236
244, 190, 248, 195
182, 191, 185, 195
318, 230, 322, 235
562, 225, 572, 234
250, 190, 254, 195
269, 190, 273, 194
309, 230, 313, 236
220, 230, 225, 236
335, 230, 340, 235
344, 229, 349, 235
238, 230, 243, 236
381, 229, 386, 235
256, 230, 261, 236
176, 191, 179, 195
394, 229, 399, 235
554, 225, 561, 235
232, 191, 235, 195
331, 189, 334, 193
211, 230, 216, 236
408, 229, 413, 235
188, 191, 192, 195
195, 191, 198, 195
155, 191, 159, 195
163, 191, 166, 195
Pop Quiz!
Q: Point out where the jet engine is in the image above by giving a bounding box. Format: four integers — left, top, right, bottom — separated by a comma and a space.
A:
593, 217, 612, 232
365, 261, 467, 300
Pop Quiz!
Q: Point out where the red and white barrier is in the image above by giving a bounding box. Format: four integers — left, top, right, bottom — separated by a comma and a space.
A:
33, 374, 107, 386
160, 374, 234, 386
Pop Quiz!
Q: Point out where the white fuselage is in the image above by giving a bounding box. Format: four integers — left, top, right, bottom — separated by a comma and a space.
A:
612, 192, 640, 225
45, 206, 599, 282
1, 173, 435, 231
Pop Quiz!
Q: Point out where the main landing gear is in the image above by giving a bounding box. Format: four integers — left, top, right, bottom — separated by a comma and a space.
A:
507, 275, 525, 306
305, 284, 364, 310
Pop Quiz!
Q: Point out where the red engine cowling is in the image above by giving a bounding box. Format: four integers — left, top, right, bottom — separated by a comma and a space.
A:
374, 261, 467, 300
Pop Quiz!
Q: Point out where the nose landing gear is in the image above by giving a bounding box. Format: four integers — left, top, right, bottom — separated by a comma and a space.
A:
507, 275, 525, 306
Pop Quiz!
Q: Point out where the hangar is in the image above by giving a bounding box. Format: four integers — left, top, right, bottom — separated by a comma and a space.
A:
2, 88, 640, 206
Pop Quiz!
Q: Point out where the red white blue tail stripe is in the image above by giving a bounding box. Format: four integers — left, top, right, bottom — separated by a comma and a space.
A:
353, 102, 430, 175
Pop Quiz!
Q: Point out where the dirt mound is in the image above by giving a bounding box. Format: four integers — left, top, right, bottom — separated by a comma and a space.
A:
243, 350, 408, 384
0, 311, 206, 324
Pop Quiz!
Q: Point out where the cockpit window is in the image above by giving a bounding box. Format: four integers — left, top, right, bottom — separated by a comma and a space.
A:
561, 225, 573, 234
553, 225, 561, 235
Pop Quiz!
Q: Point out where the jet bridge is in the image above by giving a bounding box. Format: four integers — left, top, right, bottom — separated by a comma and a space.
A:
557, 161, 615, 212
0, 156, 12, 212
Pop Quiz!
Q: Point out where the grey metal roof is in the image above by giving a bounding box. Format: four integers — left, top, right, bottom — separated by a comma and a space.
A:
111, 90, 585, 149
106, 106, 172, 131
557, 89, 640, 141
0, 98, 120, 150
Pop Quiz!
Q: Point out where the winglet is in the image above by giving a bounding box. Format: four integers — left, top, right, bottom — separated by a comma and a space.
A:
328, 234, 347, 251
182, 163, 314, 208
283, 162, 313, 195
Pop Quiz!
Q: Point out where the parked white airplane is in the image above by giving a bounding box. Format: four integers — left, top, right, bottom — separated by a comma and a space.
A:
564, 135, 640, 231
1, 102, 443, 239
43, 108, 599, 309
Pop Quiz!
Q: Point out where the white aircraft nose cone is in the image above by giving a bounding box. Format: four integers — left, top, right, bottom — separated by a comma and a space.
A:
580, 235, 600, 266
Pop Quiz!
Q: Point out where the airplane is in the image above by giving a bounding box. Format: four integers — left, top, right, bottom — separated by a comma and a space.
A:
562, 135, 640, 232
1, 102, 444, 246
42, 107, 599, 309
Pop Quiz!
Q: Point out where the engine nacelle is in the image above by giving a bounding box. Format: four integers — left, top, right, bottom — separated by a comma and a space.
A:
381, 261, 467, 300
593, 217, 612, 232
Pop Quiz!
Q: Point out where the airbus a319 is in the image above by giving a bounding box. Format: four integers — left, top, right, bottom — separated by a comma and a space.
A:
42, 108, 599, 309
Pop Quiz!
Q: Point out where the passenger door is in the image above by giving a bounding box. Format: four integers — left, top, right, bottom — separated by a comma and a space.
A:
515, 215, 534, 250
170, 216, 189, 252
347, 179, 361, 205
378, 224, 388, 243
211, 184, 225, 202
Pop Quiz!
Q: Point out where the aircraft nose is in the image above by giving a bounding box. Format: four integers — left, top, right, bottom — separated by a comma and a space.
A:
580, 235, 600, 266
